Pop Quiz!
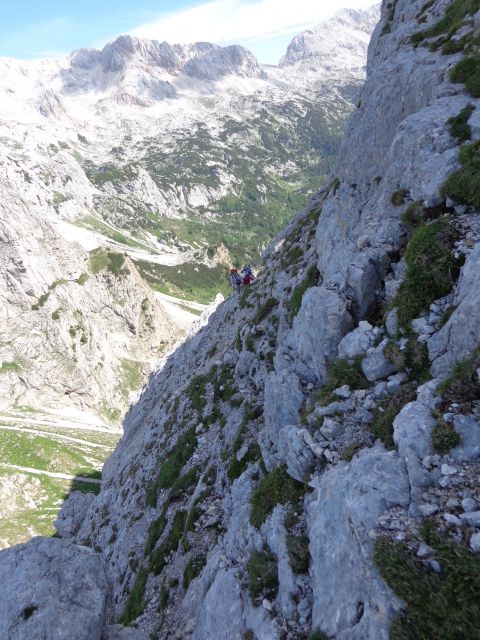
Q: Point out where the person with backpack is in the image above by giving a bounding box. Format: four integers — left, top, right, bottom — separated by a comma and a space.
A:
241, 264, 255, 286
230, 268, 242, 294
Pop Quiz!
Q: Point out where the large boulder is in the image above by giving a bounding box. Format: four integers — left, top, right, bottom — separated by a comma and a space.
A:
0, 537, 110, 640
287, 287, 353, 383
308, 447, 410, 639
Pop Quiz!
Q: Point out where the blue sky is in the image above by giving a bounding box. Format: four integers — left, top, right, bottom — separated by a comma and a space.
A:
0, 0, 376, 64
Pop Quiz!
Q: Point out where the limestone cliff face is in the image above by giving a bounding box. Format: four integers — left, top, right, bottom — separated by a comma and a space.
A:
0, 155, 182, 421
2, 0, 480, 638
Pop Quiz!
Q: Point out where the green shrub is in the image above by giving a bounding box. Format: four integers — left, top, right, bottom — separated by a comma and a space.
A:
448, 104, 475, 143
183, 554, 207, 590
0, 361, 22, 374
432, 418, 461, 454
451, 52, 480, 98
411, 0, 480, 48
307, 632, 328, 640
228, 443, 262, 482
250, 467, 305, 528
400, 201, 424, 228
147, 428, 197, 505
395, 219, 462, 327
370, 383, 418, 449
438, 348, 480, 409
118, 567, 149, 625
246, 551, 278, 603
391, 189, 409, 207
317, 356, 370, 405
374, 527, 480, 640
253, 298, 277, 324
286, 536, 310, 574
342, 441, 365, 461
441, 140, 480, 210
287, 264, 319, 321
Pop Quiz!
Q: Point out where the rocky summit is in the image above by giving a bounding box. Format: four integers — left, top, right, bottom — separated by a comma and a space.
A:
1, 0, 480, 638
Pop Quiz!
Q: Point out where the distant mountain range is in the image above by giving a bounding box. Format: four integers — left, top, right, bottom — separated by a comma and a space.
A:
0, 5, 380, 422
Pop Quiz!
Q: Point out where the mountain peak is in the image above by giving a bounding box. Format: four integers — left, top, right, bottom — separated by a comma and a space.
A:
280, 4, 380, 69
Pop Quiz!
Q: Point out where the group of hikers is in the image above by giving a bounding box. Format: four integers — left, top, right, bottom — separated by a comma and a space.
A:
230, 265, 255, 293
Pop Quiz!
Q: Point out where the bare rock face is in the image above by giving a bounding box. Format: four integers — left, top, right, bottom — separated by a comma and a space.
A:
0, 538, 110, 640
2, 0, 480, 639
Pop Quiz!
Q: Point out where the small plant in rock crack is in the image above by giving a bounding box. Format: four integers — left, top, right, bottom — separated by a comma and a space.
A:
431, 416, 461, 454
246, 550, 279, 603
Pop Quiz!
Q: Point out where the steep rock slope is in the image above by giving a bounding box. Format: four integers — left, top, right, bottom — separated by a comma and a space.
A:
2, 0, 480, 638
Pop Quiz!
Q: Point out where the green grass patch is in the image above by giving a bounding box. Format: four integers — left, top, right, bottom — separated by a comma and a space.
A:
438, 347, 480, 409
0, 361, 22, 374
253, 298, 278, 324
410, 0, 480, 48
118, 567, 149, 625
391, 189, 409, 207
147, 428, 198, 506
183, 554, 207, 590
375, 524, 480, 639
441, 140, 480, 210
448, 104, 475, 143
286, 535, 310, 574
287, 264, 319, 321
370, 383, 418, 449
432, 418, 462, 454
317, 356, 370, 405
88, 248, 130, 277
227, 443, 262, 482
250, 466, 305, 528
394, 219, 462, 327
246, 551, 279, 603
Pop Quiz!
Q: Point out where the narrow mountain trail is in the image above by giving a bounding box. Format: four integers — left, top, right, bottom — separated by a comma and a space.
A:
0, 464, 101, 483
0, 425, 115, 450
0, 415, 123, 435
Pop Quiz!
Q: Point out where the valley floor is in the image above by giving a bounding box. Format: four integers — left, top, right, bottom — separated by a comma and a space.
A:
0, 411, 120, 549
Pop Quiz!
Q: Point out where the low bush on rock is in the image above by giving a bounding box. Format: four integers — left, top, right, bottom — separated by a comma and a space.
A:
394, 219, 462, 326
391, 189, 409, 207
317, 356, 370, 405
375, 523, 480, 639
370, 383, 418, 449
183, 554, 207, 590
287, 264, 320, 321
441, 140, 480, 210
246, 551, 279, 603
250, 466, 305, 528
431, 418, 461, 454
438, 348, 480, 411
447, 104, 475, 143
286, 535, 310, 574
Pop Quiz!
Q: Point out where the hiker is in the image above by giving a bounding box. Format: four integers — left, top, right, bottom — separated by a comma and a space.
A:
241, 264, 255, 286
230, 268, 242, 294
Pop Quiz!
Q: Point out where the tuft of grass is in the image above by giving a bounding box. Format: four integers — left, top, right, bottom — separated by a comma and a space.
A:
147, 428, 197, 506
76, 272, 89, 286
438, 348, 480, 409
183, 554, 207, 590
374, 525, 480, 640
370, 383, 418, 449
287, 264, 320, 321
246, 551, 279, 603
391, 189, 409, 207
186, 374, 209, 417
118, 567, 149, 625
253, 298, 278, 324
401, 201, 425, 228
437, 305, 456, 329
342, 441, 365, 461
317, 356, 370, 405
286, 536, 310, 574
432, 418, 462, 454
441, 140, 480, 210
394, 219, 462, 327
228, 443, 262, 482
0, 361, 22, 374
450, 48, 480, 98
250, 466, 305, 529
448, 104, 475, 143
410, 0, 480, 49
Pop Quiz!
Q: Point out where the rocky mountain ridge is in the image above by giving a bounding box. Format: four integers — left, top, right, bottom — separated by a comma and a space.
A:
4, 0, 480, 638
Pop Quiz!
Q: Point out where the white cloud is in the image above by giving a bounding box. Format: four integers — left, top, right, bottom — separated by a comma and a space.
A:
131, 0, 377, 46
